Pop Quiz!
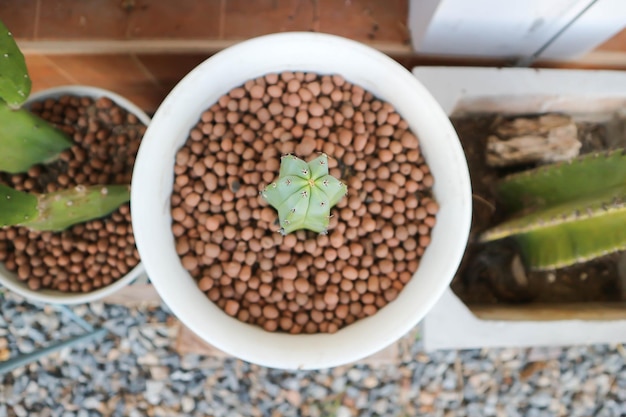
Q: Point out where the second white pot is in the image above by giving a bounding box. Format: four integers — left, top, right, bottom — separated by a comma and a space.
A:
0, 86, 149, 305
132, 33, 472, 369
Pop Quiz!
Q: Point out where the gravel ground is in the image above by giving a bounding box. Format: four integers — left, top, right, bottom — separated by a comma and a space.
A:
0, 290, 625, 417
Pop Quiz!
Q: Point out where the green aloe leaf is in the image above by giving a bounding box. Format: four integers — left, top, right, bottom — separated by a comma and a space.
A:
496, 149, 626, 212
482, 185, 626, 241
482, 184, 626, 270
515, 205, 626, 270
0, 19, 31, 107
0, 100, 72, 173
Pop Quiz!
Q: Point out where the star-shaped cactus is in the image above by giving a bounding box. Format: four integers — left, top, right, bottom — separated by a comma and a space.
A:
261, 153, 347, 235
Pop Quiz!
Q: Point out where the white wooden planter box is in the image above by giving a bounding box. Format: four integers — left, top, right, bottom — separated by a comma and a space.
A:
413, 67, 626, 351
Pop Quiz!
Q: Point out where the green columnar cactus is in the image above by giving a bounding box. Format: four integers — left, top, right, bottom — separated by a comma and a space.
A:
0, 20, 31, 108
0, 19, 72, 173
0, 18, 130, 232
0, 100, 72, 173
0, 184, 130, 231
480, 149, 626, 270
261, 154, 347, 235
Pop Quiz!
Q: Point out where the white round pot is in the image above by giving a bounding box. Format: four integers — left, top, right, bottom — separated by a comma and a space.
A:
132, 33, 472, 369
0, 86, 149, 305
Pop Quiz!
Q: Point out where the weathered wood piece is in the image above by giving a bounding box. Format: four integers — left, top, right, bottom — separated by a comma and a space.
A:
486, 114, 581, 167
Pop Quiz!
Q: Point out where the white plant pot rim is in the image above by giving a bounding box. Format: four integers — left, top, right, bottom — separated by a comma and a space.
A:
0, 85, 149, 305
132, 32, 472, 369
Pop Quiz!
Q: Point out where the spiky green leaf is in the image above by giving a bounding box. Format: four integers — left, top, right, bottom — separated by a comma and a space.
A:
515, 205, 626, 270
0, 20, 31, 107
0, 100, 72, 173
496, 149, 626, 212
481, 185, 626, 241
482, 182, 626, 270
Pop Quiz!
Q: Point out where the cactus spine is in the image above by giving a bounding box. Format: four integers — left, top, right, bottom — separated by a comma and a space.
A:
261, 154, 348, 235
0, 184, 130, 231
480, 149, 626, 270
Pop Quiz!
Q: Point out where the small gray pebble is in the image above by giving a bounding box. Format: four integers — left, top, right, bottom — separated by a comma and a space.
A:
529, 392, 553, 408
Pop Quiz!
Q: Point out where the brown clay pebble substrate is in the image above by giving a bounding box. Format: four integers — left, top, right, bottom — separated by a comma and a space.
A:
172, 71, 439, 334
0, 95, 145, 292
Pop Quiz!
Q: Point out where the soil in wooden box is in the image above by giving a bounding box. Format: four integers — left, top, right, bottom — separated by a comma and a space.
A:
451, 113, 626, 306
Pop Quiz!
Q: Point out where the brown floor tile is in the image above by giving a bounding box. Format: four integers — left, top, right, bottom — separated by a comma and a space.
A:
24, 54, 75, 92
595, 27, 626, 52
136, 54, 210, 91
37, 0, 131, 39
128, 0, 222, 39
0, 0, 38, 39
112, 85, 167, 114
42, 54, 167, 112
224, 0, 317, 38
319, 0, 409, 44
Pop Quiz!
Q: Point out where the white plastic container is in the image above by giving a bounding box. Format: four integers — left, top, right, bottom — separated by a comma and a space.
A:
131, 33, 472, 369
413, 66, 626, 351
0, 86, 149, 305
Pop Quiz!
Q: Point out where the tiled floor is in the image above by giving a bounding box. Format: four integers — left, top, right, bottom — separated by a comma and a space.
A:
596, 26, 626, 52
2, 0, 409, 44
2, 0, 625, 112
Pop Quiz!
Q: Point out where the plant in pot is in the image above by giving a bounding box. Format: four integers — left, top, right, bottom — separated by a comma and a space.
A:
0, 20, 148, 304
480, 149, 626, 271
458, 148, 626, 309
449, 109, 626, 317
132, 32, 472, 369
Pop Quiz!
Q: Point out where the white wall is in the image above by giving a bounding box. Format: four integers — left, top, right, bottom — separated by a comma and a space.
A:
409, 0, 626, 60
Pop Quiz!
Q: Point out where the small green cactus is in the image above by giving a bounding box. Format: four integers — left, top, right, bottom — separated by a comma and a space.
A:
0, 184, 130, 231
480, 149, 626, 270
0, 20, 31, 108
261, 154, 348, 235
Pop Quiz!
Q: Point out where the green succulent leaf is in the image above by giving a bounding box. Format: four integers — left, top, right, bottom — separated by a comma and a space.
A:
261, 153, 347, 235
484, 148, 626, 270
496, 149, 626, 212
27, 184, 130, 231
481, 185, 626, 241
0, 184, 130, 231
0, 20, 31, 107
0, 100, 73, 173
0, 184, 38, 227
514, 204, 626, 270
